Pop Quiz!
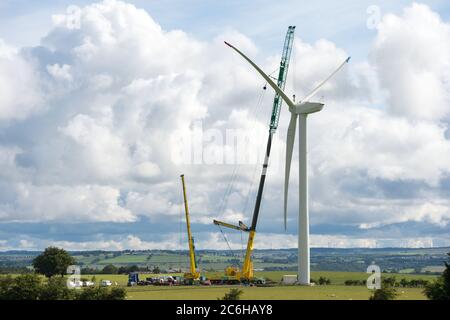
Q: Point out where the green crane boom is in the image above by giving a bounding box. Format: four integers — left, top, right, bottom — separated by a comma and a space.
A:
270, 26, 295, 132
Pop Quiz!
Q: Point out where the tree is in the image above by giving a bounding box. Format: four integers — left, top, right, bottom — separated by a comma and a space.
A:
108, 287, 127, 300
5, 274, 42, 300
76, 286, 126, 300
369, 286, 398, 300
400, 278, 408, 288
0, 272, 126, 300
369, 275, 398, 300
220, 288, 244, 300
382, 276, 397, 287
102, 264, 118, 274
118, 266, 128, 274
424, 253, 450, 300
81, 267, 99, 274
40, 276, 75, 300
152, 266, 160, 274
318, 277, 331, 285
33, 247, 76, 278
0, 276, 15, 300
117, 265, 140, 274
129, 265, 139, 273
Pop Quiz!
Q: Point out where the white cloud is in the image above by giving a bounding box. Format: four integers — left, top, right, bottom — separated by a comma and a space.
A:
357, 199, 450, 229
2, 232, 448, 251
0, 240, 8, 250
134, 161, 160, 179
47, 63, 73, 81
19, 239, 36, 249
39, 234, 180, 251
0, 183, 135, 223
310, 103, 450, 185
60, 113, 130, 180
372, 3, 450, 121
0, 1, 449, 248
0, 39, 42, 121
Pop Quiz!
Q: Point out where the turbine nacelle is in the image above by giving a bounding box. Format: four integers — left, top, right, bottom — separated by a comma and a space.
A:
290, 102, 324, 115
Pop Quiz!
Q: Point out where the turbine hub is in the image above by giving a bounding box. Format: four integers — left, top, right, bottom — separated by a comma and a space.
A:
289, 102, 325, 115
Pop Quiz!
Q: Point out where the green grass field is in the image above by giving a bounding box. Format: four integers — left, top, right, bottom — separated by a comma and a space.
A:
125, 285, 426, 300
1, 268, 439, 300
84, 271, 436, 300
253, 271, 438, 284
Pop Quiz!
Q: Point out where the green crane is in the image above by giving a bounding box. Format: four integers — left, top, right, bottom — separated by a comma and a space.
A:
215, 26, 295, 281
270, 26, 296, 132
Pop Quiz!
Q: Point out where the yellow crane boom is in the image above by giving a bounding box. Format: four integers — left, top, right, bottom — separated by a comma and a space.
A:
213, 219, 249, 232
180, 174, 200, 280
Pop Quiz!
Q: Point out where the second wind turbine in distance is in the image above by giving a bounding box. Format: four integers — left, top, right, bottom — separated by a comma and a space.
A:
225, 40, 350, 285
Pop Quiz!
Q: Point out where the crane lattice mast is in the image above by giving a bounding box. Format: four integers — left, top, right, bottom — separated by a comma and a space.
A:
180, 174, 200, 281
270, 26, 295, 132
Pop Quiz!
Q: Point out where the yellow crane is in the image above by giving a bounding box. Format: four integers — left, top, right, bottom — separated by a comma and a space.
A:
180, 174, 201, 283
213, 220, 256, 281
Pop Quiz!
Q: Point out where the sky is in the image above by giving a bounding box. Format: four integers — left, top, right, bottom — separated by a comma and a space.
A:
0, 0, 450, 251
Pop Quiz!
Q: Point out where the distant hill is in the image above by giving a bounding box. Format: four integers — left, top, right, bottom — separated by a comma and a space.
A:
1, 247, 448, 274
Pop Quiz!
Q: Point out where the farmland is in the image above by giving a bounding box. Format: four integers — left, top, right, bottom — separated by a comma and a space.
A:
82, 271, 437, 300
67, 247, 450, 274
125, 284, 426, 300
0, 247, 446, 300
2, 247, 448, 275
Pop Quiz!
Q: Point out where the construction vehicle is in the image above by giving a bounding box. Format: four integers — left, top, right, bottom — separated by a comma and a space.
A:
127, 272, 139, 286
180, 174, 201, 284
213, 26, 296, 284
127, 175, 205, 287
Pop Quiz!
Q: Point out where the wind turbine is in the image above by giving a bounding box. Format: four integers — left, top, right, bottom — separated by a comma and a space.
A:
225, 41, 350, 285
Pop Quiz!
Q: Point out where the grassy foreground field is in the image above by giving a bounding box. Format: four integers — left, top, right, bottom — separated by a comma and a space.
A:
86, 271, 435, 300
125, 285, 426, 300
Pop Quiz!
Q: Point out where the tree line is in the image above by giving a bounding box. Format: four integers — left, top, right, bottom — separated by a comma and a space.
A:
0, 274, 125, 300
345, 277, 430, 288
0, 247, 126, 300
370, 253, 450, 300
81, 264, 162, 275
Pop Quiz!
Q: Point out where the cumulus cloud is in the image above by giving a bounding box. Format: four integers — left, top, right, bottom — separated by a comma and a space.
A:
26, 234, 181, 251
372, 3, 450, 121
6, 233, 438, 251
0, 183, 135, 223
47, 63, 73, 81
0, 1, 449, 249
309, 103, 450, 185
300, 4, 450, 231
0, 40, 42, 121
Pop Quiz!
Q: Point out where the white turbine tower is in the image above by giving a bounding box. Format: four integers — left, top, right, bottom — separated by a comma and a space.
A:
225, 41, 350, 285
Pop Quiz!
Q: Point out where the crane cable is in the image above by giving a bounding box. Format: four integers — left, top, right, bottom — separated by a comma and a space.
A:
240, 228, 244, 263
217, 83, 267, 218
217, 224, 235, 261
216, 82, 268, 263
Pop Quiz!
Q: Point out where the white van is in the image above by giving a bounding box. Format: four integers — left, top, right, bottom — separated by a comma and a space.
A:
82, 281, 95, 287
101, 280, 113, 287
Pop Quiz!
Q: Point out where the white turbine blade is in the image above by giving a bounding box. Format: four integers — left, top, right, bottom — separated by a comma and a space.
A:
301, 56, 351, 103
225, 41, 295, 108
284, 112, 298, 230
